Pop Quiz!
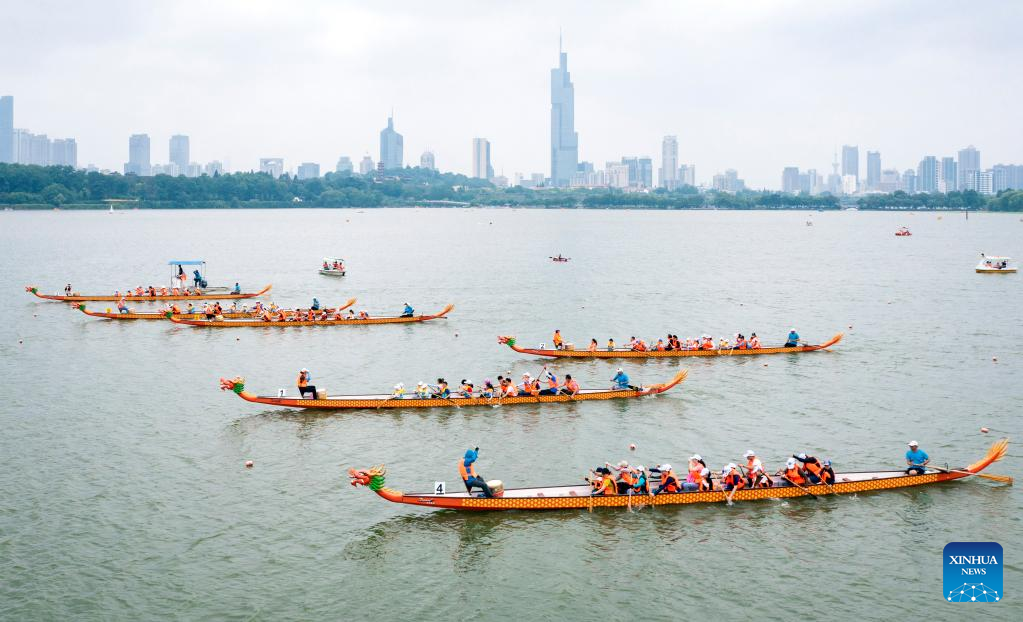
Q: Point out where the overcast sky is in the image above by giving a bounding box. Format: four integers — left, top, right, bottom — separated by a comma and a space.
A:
3, 0, 1021, 188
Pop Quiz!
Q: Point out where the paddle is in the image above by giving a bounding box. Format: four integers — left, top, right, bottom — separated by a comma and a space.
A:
782, 475, 819, 500
930, 465, 1013, 485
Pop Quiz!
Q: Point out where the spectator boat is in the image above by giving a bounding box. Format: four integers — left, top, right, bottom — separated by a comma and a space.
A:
319, 256, 346, 277
976, 254, 1017, 274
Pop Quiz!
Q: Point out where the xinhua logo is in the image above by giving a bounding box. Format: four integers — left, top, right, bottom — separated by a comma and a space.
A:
943, 542, 1003, 602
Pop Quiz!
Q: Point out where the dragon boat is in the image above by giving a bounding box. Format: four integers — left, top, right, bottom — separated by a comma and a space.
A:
218, 369, 687, 410
76, 299, 356, 321
498, 333, 843, 359
348, 439, 1010, 511
170, 304, 454, 327
25, 284, 272, 302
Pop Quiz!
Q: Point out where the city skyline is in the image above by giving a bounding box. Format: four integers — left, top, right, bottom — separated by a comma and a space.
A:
1, 1, 1021, 187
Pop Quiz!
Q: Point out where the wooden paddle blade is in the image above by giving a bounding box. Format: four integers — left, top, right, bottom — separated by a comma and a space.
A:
977, 472, 1013, 485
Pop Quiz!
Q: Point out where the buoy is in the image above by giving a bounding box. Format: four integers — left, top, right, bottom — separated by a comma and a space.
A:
848, 325, 853, 329
236, 337, 240, 341
629, 443, 636, 451
763, 363, 768, 367
245, 460, 254, 468
980, 427, 990, 434
454, 333, 459, 337
992, 357, 997, 362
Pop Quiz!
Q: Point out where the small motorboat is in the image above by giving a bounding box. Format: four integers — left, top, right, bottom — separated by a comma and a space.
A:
895, 227, 912, 237
976, 254, 1017, 274
319, 256, 346, 277
550, 254, 571, 263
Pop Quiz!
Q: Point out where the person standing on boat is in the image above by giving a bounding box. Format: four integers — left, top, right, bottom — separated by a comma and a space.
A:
65, 284, 72, 296
297, 368, 317, 399
905, 441, 929, 474
552, 330, 564, 350
459, 448, 494, 498
311, 298, 320, 310
401, 303, 414, 317
784, 329, 800, 347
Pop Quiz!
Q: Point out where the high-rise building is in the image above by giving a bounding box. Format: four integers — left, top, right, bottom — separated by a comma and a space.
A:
169, 135, 190, 172
659, 136, 678, 189
940, 157, 957, 192
806, 169, 819, 194
679, 164, 695, 187
879, 169, 901, 193
50, 138, 77, 167
782, 167, 800, 193
472, 138, 492, 180
259, 158, 284, 178
606, 163, 630, 189
379, 116, 403, 170
125, 134, 151, 176
713, 169, 744, 193
638, 157, 653, 189
620, 157, 639, 187
359, 155, 374, 175
12, 130, 50, 165
296, 162, 320, 180
992, 164, 1023, 192
420, 151, 435, 170
866, 151, 881, 190
0, 96, 12, 163
841, 145, 859, 186
970, 170, 993, 195
917, 156, 938, 192
204, 161, 224, 176
335, 156, 353, 174
550, 43, 578, 187
958, 145, 980, 190
902, 169, 917, 193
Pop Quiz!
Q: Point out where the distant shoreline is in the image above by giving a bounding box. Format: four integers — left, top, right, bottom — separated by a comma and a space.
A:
3, 203, 1019, 212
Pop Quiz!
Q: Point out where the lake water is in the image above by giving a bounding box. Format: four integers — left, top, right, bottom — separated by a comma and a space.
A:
1, 208, 1020, 620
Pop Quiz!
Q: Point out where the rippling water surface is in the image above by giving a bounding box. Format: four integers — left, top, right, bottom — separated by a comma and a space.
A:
1, 208, 1020, 620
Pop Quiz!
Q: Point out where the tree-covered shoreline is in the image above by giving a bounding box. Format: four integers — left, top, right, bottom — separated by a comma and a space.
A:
1, 163, 1021, 211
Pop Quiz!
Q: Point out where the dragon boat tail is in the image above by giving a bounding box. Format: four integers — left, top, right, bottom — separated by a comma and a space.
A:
218, 369, 687, 410
348, 438, 1010, 511
498, 333, 843, 359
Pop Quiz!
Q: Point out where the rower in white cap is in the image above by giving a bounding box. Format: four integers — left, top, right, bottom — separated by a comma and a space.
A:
905, 441, 929, 475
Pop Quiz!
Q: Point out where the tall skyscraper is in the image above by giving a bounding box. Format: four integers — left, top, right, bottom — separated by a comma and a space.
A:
917, 156, 938, 192
902, 169, 917, 193
0, 96, 12, 163
550, 42, 578, 187
841, 145, 859, 186
940, 157, 957, 192
957, 145, 980, 190
169, 135, 190, 172
125, 134, 151, 176
866, 151, 881, 190
50, 138, 77, 167
472, 138, 492, 180
659, 136, 678, 189
782, 167, 800, 193
379, 116, 403, 170
335, 156, 353, 174
638, 157, 653, 188
420, 151, 435, 170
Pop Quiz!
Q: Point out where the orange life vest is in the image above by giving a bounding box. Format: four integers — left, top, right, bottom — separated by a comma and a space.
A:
784, 467, 805, 485
803, 458, 823, 477
660, 470, 680, 492
458, 460, 476, 481
724, 470, 745, 489
297, 373, 308, 388
619, 470, 636, 486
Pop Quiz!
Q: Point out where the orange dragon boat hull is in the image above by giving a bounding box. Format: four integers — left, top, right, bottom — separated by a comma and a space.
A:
349, 439, 1009, 511
220, 369, 687, 410
499, 333, 843, 359
26, 284, 272, 302
171, 304, 454, 327
76, 298, 357, 321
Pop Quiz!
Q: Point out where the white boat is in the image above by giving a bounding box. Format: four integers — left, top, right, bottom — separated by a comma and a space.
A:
319, 256, 346, 277
976, 254, 1017, 274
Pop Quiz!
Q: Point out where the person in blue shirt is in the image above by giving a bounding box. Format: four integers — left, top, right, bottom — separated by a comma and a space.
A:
233, 283, 241, 294
784, 329, 800, 347
311, 297, 320, 310
401, 302, 414, 317
458, 447, 494, 498
905, 441, 930, 474
611, 368, 632, 390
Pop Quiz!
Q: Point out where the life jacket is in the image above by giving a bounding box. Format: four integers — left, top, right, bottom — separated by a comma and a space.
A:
458, 459, 476, 482
737, 338, 747, 349
656, 342, 665, 351
607, 340, 615, 349
820, 467, 835, 484
688, 465, 701, 483
699, 471, 713, 491
619, 469, 637, 486
553, 333, 563, 345
462, 384, 473, 396
564, 380, 579, 393
635, 341, 647, 351
724, 469, 745, 489
547, 376, 558, 390
803, 457, 823, 477
784, 467, 805, 485
297, 373, 308, 388
505, 384, 519, 397
701, 340, 714, 350
660, 470, 680, 492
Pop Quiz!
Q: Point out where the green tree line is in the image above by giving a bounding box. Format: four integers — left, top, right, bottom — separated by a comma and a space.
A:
1, 163, 1020, 210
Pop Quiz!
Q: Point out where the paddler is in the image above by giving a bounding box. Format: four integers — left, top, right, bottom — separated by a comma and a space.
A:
589, 467, 617, 496
819, 459, 836, 485
588, 339, 598, 352
415, 381, 430, 398
611, 368, 633, 390
793, 452, 824, 484
297, 368, 317, 399
744, 450, 771, 487
631, 466, 649, 495
905, 441, 929, 474
559, 374, 580, 397
460, 379, 474, 398
233, 283, 241, 294
431, 378, 450, 399
392, 383, 405, 398
784, 329, 800, 347
459, 447, 494, 498
606, 460, 637, 494
606, 338, 615, 351
698, 467, 714, 491
540, 368, 559, 395
117, 297, 129, 314
480, 379, 495, 399
552, 330, 564, 350
652, 463, 681, 495
777, 458, 808, 486
721, 463, 746, 492
749, 333, 762, 349
683, 455, 703, 491
401, 302, 414, 317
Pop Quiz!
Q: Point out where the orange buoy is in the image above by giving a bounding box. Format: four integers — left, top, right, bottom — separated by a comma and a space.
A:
245, 460, 254, 468
980, 427, 990, 434
629, 443, 636, 451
